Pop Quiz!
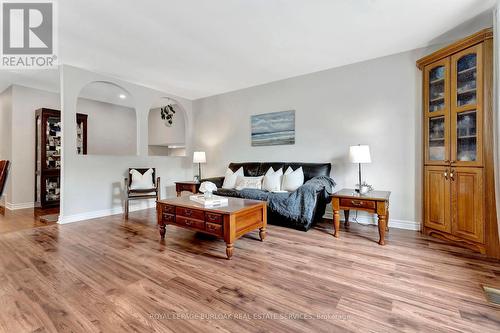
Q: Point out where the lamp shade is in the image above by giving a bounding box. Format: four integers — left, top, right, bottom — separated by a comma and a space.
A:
193, 151, 206, 164
349, 145, 371, 163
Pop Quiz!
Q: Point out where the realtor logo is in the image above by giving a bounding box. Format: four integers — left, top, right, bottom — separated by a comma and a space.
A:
1, 1, 57, 68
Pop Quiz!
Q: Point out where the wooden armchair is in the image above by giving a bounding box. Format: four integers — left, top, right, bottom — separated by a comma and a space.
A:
124, 168, 160, 218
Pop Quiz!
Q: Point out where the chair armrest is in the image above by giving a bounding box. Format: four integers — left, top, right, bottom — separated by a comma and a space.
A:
200, 176, 225, 188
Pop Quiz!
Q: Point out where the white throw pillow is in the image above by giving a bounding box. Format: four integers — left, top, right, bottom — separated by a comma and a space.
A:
130, 169, 155, 189
235, 176, 263, 190
281, 166, 304, 192
262, 167, 283, 192
222, 167, 244, 189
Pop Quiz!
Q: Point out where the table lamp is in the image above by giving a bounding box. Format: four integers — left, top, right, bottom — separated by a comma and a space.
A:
349, 145, 371, 193
193, 151, 206, 181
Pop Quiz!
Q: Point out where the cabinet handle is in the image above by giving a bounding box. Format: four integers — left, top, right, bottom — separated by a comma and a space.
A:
351, 200, 363, 206
444, 170, 448, 180
450, 170, 455, 181
185, 209, 192, 216
185, 220, 192, 225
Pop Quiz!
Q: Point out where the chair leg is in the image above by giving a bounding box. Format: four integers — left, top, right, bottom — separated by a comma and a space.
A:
124, 198, 129, 219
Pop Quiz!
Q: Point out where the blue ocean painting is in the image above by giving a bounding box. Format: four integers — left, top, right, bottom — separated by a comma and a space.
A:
251, 110, 295, 146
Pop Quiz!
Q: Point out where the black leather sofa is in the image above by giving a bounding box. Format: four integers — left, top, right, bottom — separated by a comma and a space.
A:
201, 162, 333, 231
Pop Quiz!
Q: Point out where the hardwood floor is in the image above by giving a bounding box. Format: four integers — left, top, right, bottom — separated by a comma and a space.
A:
0, 207, 58, 234
0, 208, 499, 332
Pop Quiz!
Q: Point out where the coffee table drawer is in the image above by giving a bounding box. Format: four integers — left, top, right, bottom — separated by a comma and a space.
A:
205, 212, 223, 224
340, 198, 375, 210
206, 222, 223, 236
162, 204, 175, 214
162, 213, 175, 223
176, 207, 204, 220
176, 216, 204, 230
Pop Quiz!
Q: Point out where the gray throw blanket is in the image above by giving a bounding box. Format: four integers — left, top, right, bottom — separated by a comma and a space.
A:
238, 176, 335, 229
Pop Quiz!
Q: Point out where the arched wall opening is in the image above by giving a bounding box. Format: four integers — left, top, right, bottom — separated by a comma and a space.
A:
76, 81, 138, 156
148, 97, 186, 157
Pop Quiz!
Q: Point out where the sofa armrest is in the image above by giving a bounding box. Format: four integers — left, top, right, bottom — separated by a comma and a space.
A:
200, 176, 225, 188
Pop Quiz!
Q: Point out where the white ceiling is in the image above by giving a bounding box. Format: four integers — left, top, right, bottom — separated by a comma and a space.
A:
0, 69, 59, 95
1, 0, 496, 100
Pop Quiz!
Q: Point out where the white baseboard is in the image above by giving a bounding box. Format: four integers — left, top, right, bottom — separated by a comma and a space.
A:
58, 200, 157, 224
5, 201, 35, 210
58, 201, 421, 231
323, 209, 421, 231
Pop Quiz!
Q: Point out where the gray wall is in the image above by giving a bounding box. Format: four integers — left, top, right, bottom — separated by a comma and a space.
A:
1, 85, 60, 208
77, 98, 137, 156
148, 104, 186, 147
193, 49, 426, 229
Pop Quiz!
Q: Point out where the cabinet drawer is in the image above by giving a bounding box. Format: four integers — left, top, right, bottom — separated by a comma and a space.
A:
175, 216, 205, 230
162, 204, 175, 214
205, 222, 223, 236
162, 213, 175, 223
340, 198, 376, 210
176, 207, 204, 220
205, 212, 223, 224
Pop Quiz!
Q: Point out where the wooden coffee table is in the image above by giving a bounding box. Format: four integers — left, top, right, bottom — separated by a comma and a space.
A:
157, 196, 267, 259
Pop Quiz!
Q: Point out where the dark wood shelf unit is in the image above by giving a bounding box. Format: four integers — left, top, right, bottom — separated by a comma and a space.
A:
35, 108, 88, 208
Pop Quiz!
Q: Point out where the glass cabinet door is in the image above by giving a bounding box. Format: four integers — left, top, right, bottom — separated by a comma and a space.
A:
44, 115, 62, 170
451, 44, 483, 166
424, 59, 450, 165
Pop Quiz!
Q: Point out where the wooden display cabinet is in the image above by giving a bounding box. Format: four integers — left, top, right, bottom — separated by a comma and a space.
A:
35, 108, 88, 208
417, 29, 499, 258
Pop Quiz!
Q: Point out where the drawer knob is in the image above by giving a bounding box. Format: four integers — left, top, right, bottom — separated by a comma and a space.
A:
351, 200, 363, 206
185, 209, 192, 216
185, 220, 192, 225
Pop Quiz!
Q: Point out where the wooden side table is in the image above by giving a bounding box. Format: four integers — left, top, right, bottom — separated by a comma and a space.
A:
331, 189, 391, 245
175, 181, 200, 197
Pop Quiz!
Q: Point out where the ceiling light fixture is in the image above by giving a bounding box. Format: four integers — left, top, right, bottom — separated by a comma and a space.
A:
119, 94, 126, 99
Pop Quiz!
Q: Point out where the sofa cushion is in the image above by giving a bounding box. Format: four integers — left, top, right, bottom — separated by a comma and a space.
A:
259, 163, 285, 176
284, 163, 331, 181
235, 176, 263, 190
228, 162, 330, 181
281, 166, 304, 192
228, 162, 262, 177
222, 167, 244, 189
214, 188, 242, 198
262, 167, 283, 192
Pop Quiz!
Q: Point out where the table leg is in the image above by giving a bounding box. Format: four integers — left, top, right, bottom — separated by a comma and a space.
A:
343, 210, 350, 229
333, 209, 340, 238
386, 209, 390, 232
159, 223, 166, 240
226, 243, 234, 259
377, 214, 387, 245
259, 227, 267, 241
